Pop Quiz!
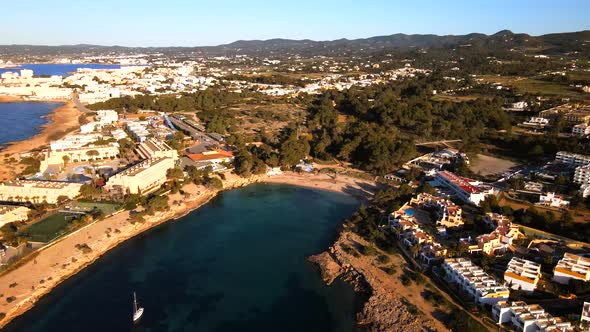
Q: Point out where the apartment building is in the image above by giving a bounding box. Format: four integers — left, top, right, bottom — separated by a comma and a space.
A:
434, 171, 495, 205
574, 164, 590, 186
125, 121, 150, 142
50, 133, 102, 151
0, 180, 82, 204
443, 257, 510, 305
553, 253, 590, 284
410, 193, 463, 227
572, 124, 590, 136
492, 301, 573, 332
388, 202, 447, 264
504, 257, 541, 292
136, 138, 179, 160
474, 213, 524, 256
0, 205, 30, 227
46, 142, 119, 163
555, 151, 590, 167
105, 157, 176, 195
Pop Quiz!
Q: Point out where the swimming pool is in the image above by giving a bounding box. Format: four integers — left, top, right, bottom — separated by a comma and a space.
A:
405, 208, 415, 217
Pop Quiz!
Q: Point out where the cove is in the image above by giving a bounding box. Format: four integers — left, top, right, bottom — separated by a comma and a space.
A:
3, 184, 361, 332
0, 101, 63, 148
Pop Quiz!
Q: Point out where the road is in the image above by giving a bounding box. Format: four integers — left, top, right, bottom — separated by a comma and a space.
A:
71, 94, 92, 113
415, 139, 462, 147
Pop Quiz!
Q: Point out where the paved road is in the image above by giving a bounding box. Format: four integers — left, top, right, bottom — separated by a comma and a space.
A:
71, 94, 92, 113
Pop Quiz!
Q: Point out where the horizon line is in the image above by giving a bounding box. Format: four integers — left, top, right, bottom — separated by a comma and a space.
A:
1, 28, 589, 49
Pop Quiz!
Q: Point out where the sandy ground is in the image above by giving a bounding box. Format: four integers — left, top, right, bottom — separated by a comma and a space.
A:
262, 172, 378, 201
0, 96, 26, 103
0, 100, 81, 181
0, 172, 377, 328
469, 154, 518, 176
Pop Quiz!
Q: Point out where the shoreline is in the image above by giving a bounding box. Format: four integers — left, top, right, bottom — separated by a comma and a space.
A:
0, 98, 81, 181
0, 172, 376, 328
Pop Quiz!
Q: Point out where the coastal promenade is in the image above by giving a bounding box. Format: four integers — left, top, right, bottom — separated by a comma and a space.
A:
0, 172, 376, 328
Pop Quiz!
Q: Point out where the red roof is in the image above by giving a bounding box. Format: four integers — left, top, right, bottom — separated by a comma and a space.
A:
438, 171, 481, 194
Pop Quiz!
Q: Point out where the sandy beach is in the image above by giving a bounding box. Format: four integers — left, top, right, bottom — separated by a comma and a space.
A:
0, 100, 81, 181
0, 172, 376, 328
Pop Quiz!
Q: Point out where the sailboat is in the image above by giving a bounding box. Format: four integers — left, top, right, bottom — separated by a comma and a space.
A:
132, 291, 144, 324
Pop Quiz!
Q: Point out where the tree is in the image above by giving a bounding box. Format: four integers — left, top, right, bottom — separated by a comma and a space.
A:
79, 184, 101, 199
167, 168, 184, 180
144, 195, 169, 215
206, 177, 223, 190
62, 155, 70, 167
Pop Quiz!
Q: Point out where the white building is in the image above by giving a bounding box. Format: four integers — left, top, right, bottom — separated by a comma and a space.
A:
538, 192, 569, 208
443, 257, 510, 305
0, 180, 82, 204
572, 124, 590, 136
492, 301, 573, 332
574, 164, 590, 186
105, 157, 176, 195
434, 171, 495, 205
555, 151, 590, 167
0, 205, 30, 228
504, 257, 541, 292
96, 110, 119, 124
553, 253, 590, 284
136, 138, 178, 160
50, 133, 102, 151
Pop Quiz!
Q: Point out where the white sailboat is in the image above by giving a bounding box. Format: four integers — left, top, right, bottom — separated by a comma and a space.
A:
132, 291, 144, 324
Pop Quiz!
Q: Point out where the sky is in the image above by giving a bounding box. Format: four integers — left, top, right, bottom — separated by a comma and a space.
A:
1, 0, 589, 47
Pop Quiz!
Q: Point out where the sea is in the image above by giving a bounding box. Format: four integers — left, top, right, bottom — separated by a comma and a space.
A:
0, 63, 121, 77
2, 184, 362, 332
0, 101, 64, 149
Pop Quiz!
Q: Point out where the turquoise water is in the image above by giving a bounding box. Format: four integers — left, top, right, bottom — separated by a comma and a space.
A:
405, 208, 415, 217
3, 184, 361, 332
0, 102, 63, 149
0, 63, 121, 77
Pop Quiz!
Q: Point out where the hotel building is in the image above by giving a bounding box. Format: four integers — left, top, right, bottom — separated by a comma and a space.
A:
136, 138, 179, 160
471, 213, 524, 256
50, 133, 103, 151
492, 301, 573, 332
0, 205, 31, 227
0, 180, 82, 204
552, 253, 590, 284
105, 157, 176, 195
504, 257, 541, 292
410, 193, 463, 227
434, 171, 495, 205
443, 257, 510, 305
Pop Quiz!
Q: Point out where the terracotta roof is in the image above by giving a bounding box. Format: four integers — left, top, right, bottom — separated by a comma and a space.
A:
187, 150, 234, 162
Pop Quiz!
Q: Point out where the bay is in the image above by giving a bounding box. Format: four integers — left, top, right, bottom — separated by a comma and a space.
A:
3, 184, 361, 332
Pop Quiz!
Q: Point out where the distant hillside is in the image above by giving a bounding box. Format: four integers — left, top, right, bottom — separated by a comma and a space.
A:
1, 30, 589, 57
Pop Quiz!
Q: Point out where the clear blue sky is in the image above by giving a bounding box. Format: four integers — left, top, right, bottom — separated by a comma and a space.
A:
2, 0, 589, 46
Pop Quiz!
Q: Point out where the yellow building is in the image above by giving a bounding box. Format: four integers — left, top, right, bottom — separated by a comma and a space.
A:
0, 205, 31, 227
0, 180, 82, 204
105, 157, 176, 195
